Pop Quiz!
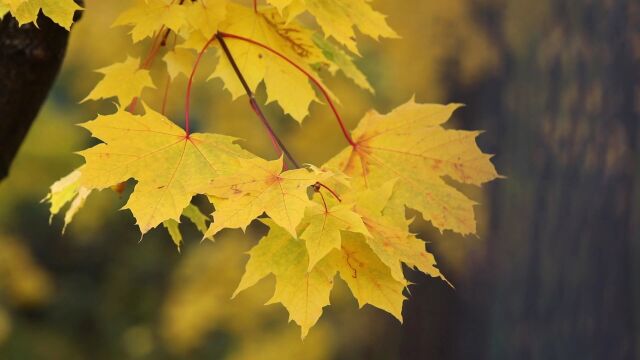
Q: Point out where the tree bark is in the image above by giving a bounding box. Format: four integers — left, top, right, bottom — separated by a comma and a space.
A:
0, 9, 80, 181
402, 0, 639, 359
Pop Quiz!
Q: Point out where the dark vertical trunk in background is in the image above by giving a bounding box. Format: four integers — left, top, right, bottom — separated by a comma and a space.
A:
0, 11, 75, 181
402, 0, 639, 359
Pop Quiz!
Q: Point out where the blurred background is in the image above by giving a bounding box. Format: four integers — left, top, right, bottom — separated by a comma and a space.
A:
0, 0, 638, 359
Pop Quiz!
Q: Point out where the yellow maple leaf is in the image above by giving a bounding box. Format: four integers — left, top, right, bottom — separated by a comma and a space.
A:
211, 3, 327, 122
203, 157, 324, 238
1, 0, 81, 29
163, 48, 197, 80
235, 219, 405, 338
300, 201, 369, 271
173, 0, 228, 50
163, 204, 210, 251
349, 180, 448, 284
77, 106, 255, 234
327, 232, 406, 322
325, 99, 501, 235
112, 0, 187, 43
183, 0, 227, 40
5, 1, 40, 27
234, 220, 335, 339
42, 167, 92, 233
45, 168, 210, 244
267, 0, 398, 54
3, 0, 26, 11
313, 34, 373, 93
83, 56, 155, 106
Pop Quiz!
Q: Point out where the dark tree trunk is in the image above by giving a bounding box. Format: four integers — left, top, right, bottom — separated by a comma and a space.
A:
402, 0, 639, 359
0, 10, 77, 181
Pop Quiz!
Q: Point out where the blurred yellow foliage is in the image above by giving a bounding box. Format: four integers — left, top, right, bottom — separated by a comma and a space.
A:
0, 236, 52, 306
375, 0, 500, 103
161, 230, 332, 357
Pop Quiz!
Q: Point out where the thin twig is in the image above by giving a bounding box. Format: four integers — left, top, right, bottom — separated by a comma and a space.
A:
184, 35, 217, 136
215, 32, 300, 168
218, 31, 357, 147
317, 182, 342, 202
128, 26, 168, 112
317, 189, 328, 212
217, 32, 344, 200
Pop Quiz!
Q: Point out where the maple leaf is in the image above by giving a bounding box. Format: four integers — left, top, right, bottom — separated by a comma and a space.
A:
113, 0, 187, 43
300, 201, 369, 271
267, 0, 398, 54
211, 3, 328, 122
169, 0, 229, 51
163, 220, 182, 248
163, 48, 197, 80
327, 232, 406, 322
233, 219, 335, 339
163, 204, 210, 251
77, 105, 255, 234
181, 203, 210, 235
183, 0, 227, 40
348, 180, 448, 284
1, 0, 81, 29
45, 168, 210, 245
83, 57, 155, 106
325, 99, 501, 235
235, 219, 405, 338
203, 157, 325, 239
37, 0, 502, 338
42, 167, 92, 233
313, 34, 373, 93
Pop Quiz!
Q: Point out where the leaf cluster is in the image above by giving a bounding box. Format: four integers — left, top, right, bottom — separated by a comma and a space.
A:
20, 0, 503, 337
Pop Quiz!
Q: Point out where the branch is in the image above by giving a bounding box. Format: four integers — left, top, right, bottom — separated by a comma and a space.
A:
218, 31, 357, 147
215, 32, 301, 168
216, 32, 343, 201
